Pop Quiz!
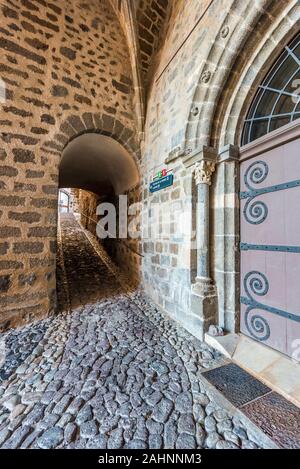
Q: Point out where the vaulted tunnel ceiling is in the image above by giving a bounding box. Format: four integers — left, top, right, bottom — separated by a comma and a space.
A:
59, 134, 139, 196
137, 0, 170, 81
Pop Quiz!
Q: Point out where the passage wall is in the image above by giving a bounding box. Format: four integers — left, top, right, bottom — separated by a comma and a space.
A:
0, 0, 139, 329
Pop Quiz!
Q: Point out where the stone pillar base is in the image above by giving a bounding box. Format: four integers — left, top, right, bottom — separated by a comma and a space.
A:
192, 276, 216, 296
191, 277, 218, 339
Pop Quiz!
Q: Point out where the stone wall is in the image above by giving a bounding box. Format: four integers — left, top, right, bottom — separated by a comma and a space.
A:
69, 188, 79, 213
0, 0, 139, 330
141, 0, 232, 338
74, 185, 141, 287
106, 184, 142, 286
141, 0, 300, 339
76, 190, 100, 235
136, 0, 170, 83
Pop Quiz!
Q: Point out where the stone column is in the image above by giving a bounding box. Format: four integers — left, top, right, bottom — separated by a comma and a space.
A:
184, 146, 218, 338
194, 159, 216, 283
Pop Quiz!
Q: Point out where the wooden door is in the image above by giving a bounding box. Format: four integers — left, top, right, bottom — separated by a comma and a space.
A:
240, 124, 300, 358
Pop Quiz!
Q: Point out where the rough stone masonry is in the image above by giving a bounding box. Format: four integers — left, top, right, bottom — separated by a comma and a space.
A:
0, 0, 141, 330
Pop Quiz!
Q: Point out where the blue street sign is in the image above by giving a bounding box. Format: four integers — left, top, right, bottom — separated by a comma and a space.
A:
149, 174, 174, 193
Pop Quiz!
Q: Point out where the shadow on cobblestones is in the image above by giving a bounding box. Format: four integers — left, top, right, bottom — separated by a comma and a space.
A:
0, 214, 261, 449
0, 323, 48, 382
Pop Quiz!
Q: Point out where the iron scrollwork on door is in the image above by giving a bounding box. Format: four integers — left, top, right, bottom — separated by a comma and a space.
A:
241, 271, 300, 342
241, 161, 269, 225
241, 160, 300, 225
242, 271, 271, 341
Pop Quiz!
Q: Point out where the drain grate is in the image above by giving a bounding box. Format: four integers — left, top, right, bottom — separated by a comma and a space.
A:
202, 363, 271, 407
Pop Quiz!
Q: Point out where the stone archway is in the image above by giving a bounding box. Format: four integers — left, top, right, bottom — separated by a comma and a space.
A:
181, 0, 300, 337
0, 0, 141, 330
212, 15, 300, 336
43, 112, 141, 164
60, 132, 139, 195
57, 129, 141, 308
184, 0, 300, 152
215, 15, 300, 148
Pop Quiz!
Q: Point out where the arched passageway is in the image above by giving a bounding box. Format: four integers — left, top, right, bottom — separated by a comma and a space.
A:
59, 133, 139, 196
56, 133, 140, 311
0, 0, 141, 331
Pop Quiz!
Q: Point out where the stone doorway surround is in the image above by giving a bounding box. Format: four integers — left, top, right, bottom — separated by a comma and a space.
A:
179, 1, 300, 343
206, 120, 300, 410
175, 4, 300, 422
181, 143, 240, 340
178, 123, 300, 404
182, 146, 219, 338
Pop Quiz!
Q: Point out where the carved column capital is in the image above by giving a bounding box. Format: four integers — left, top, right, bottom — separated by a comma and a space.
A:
194, 160, 216, 185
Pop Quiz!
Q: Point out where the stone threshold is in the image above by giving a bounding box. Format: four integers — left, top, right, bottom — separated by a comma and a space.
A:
205, 333, 300, 409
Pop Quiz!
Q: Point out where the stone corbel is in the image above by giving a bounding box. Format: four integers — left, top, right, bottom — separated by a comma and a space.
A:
218, 144, 239, 163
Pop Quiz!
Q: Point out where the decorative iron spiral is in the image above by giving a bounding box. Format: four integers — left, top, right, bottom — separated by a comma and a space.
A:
243, 271, 270, 341
244, 271, 269, 300
243, 198, 268, 224
245, 307, 271, 341
244, 160, 269, 190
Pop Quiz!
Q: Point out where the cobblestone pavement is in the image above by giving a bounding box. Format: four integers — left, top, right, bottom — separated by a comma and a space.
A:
0, 214, 261, 449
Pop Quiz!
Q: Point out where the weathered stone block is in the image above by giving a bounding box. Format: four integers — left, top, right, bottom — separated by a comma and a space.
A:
0, 195, 25, 208
0, 274, 11, 292
13, 242, 44, 254
0, 165, 18, 177
0, 226, 21, 237
12, 149, 35, 163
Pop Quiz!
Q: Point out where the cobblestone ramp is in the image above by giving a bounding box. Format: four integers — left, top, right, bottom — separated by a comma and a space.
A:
57, 214, 125, 311
0, 214, 260, 449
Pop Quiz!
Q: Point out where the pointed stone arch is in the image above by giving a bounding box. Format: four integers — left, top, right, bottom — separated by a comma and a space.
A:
184, 0, 300, 152
215, 7, 300, 148
208, 1, 300, 338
